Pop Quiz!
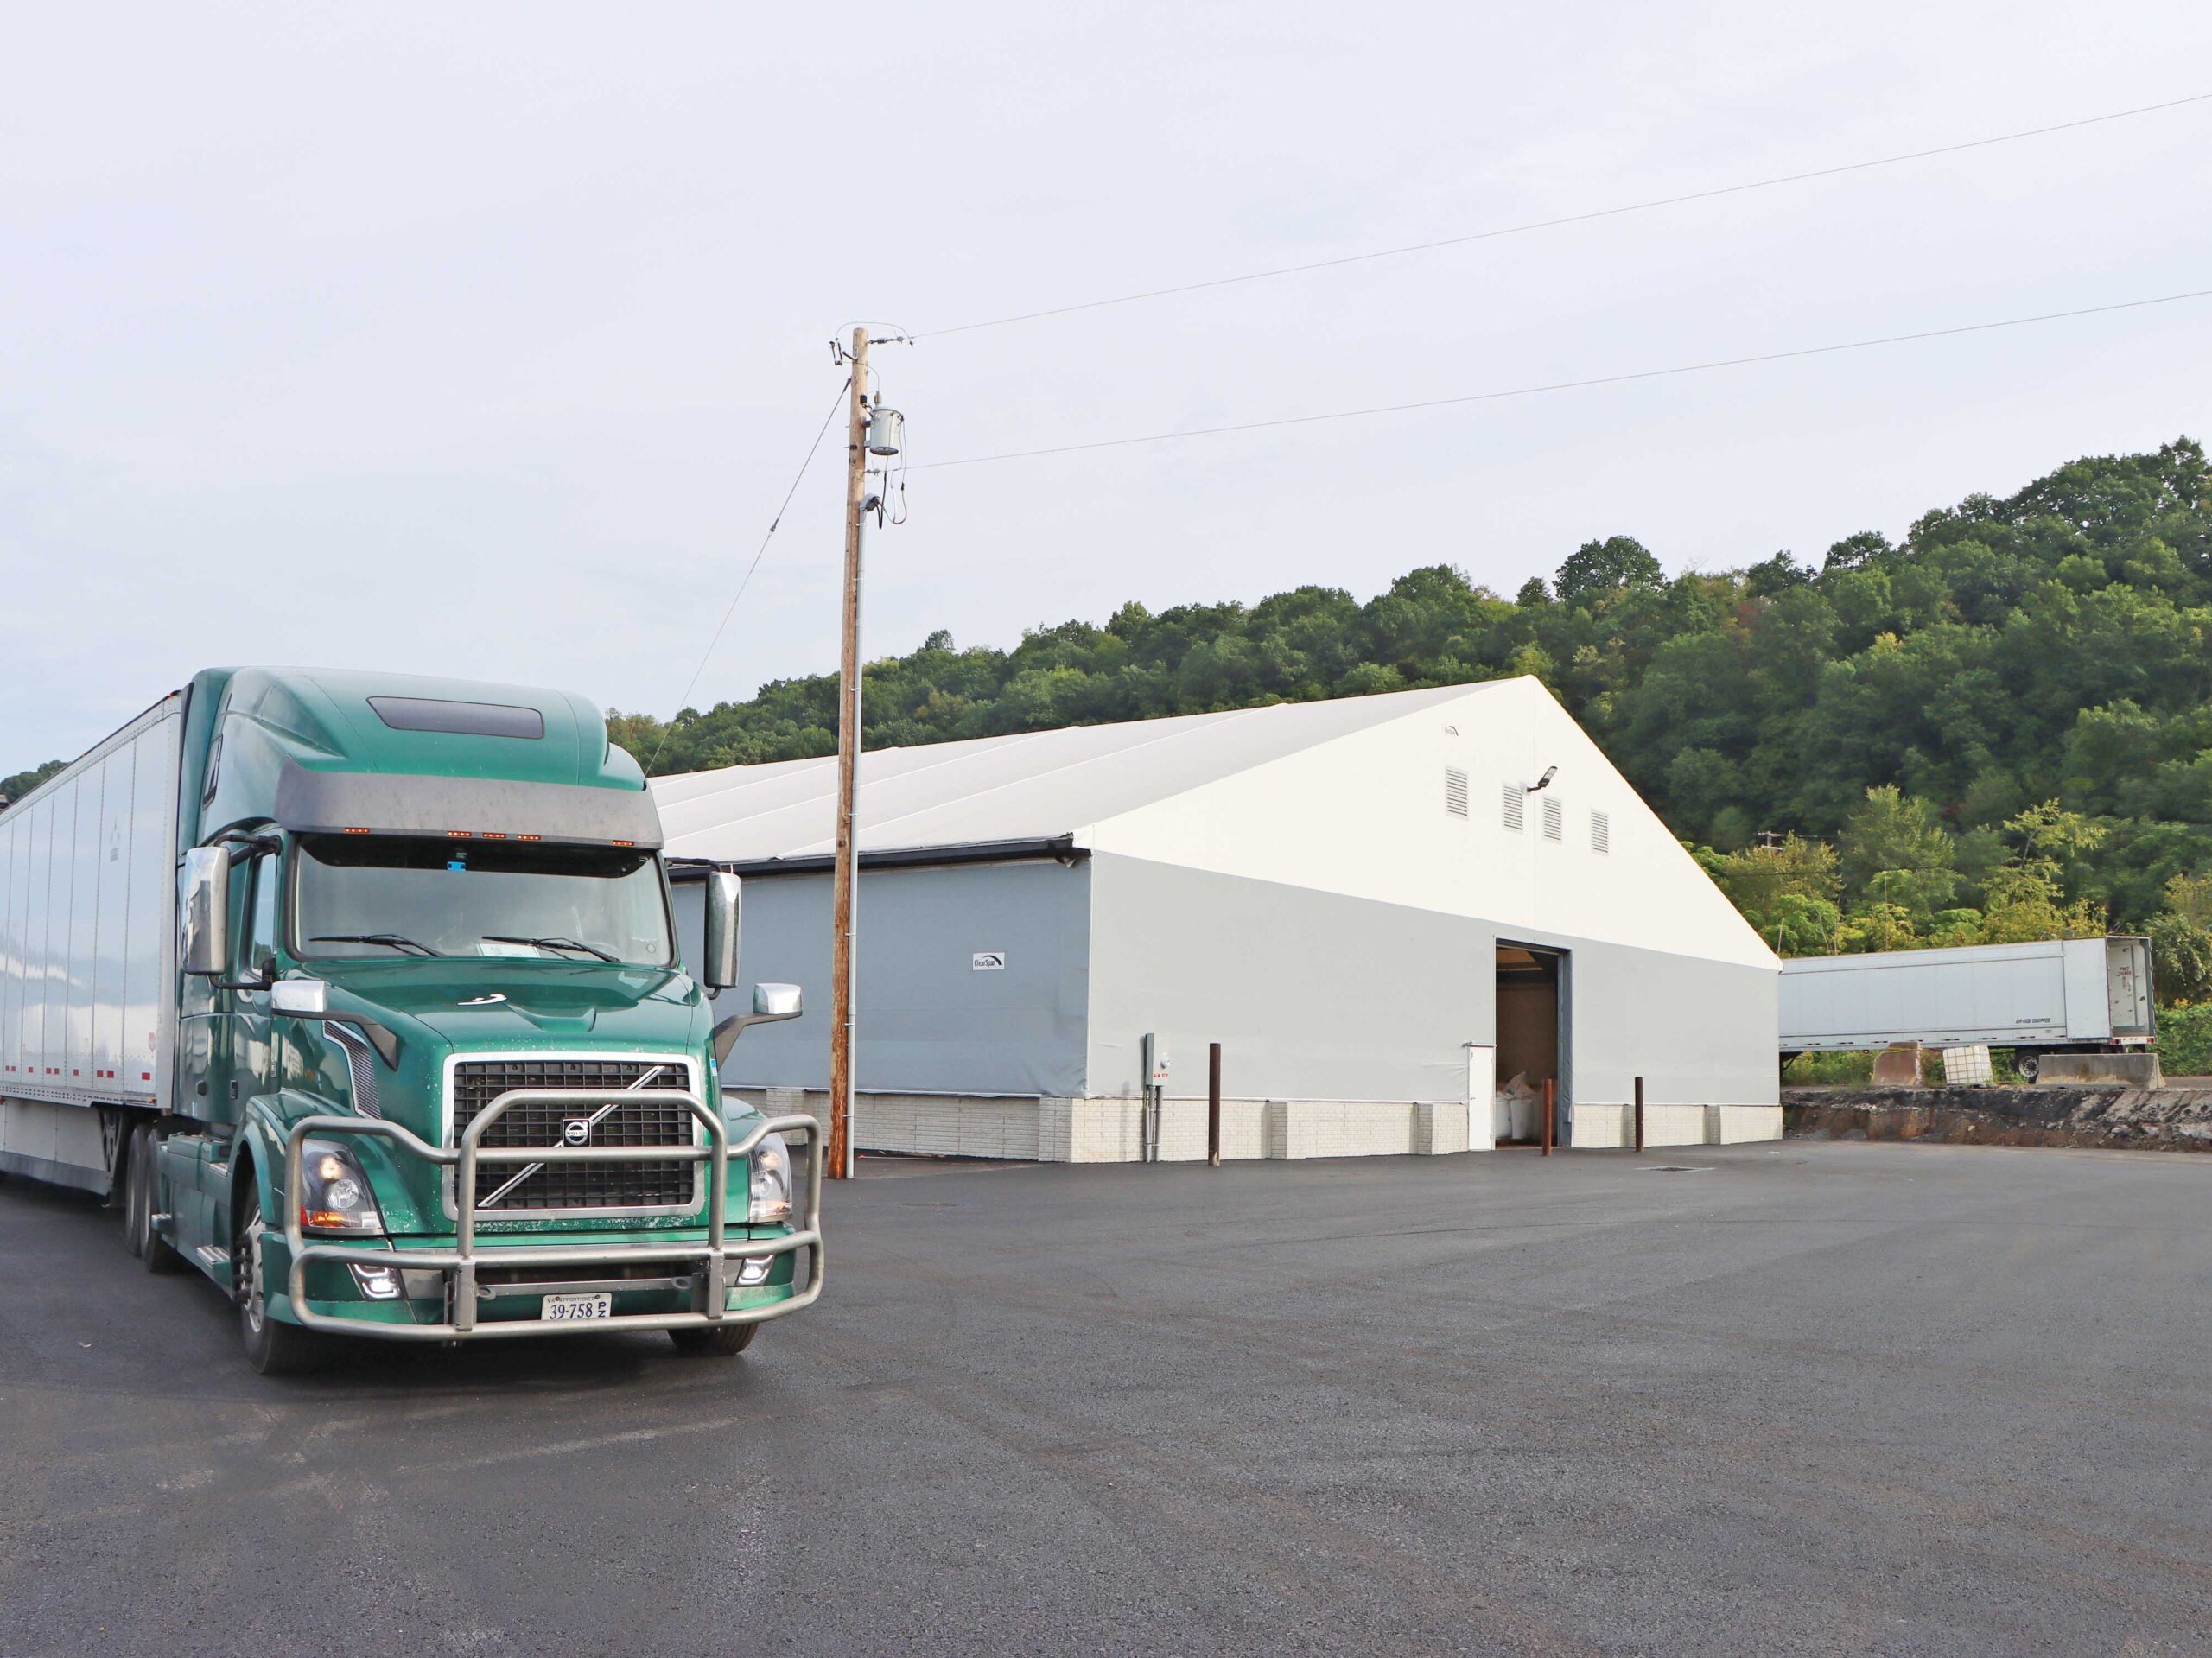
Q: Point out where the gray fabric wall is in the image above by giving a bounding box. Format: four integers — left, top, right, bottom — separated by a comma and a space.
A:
1534, 927, 1781, 1111
1084, 854, 1487, 1102
673, 859, 1090, 1097
1085, 854, 1778, 1114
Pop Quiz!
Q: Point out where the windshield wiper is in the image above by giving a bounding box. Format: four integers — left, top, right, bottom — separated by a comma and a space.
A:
309, 933, 442, 957
480, 934, 620, 963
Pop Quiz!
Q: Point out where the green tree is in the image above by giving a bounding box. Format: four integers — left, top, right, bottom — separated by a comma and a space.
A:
1837, 785, 1959, 918
2146, 871, 2212, 1002
1822, 530, 1894, 573
1745, 550, 1814, 597
1767, 893, 1842, 956
1693, 835, 1840, 954
1554, 536, 1662, 607
1977, 801, 2107, 942
1839, 901, 1919, 953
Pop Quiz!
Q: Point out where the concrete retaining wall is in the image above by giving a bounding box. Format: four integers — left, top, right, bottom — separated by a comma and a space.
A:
1783, 1085, 2212, 1153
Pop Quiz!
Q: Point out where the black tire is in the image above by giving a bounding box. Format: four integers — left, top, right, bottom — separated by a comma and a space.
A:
669, 1322, 757, 1358
131, 1123, 186, 1274
2016, 1052, 2041, 1084
236, 1210, 325, 1376
121, 1128, 147, 1259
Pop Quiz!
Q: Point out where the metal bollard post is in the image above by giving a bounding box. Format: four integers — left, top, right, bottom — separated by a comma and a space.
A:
1541, 1078, 1554, 1157
1634, 1075, 1645, 1154
1208, 1042, 1223, 1167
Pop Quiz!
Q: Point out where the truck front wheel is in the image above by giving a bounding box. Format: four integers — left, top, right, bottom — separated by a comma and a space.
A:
669, 1323, 757, 1358
236, 1210, 326, 1377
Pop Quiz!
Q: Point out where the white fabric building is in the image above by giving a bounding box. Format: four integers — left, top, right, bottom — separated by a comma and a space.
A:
657, 678, 1781, 1161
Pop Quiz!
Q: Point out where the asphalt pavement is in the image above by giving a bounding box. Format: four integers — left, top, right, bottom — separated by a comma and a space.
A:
4, 1140, 2210, 1657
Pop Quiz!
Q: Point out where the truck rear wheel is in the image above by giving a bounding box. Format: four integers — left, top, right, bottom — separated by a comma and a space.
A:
236, 1211, 326, 1377
120, 1128, 146, 1259
128, 1123, 185, 1274
669, 1323, 757, 1358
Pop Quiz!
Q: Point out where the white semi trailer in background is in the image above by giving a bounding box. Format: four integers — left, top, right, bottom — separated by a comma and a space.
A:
1779, 937, 2155, 1082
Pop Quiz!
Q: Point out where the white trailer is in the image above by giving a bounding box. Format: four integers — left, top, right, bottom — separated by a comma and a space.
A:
1779, 937, 2154, 1079
0, 696, 183, 1191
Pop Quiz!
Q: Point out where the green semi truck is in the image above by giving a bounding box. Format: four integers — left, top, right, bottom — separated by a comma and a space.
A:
0, 668, 822, 1374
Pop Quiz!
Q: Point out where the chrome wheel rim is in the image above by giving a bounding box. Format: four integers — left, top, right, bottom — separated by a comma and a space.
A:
239, 1216, 266, 1333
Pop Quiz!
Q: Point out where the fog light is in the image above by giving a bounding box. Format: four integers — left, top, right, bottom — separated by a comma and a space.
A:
350, 1263, 402, 1300
738, 1256, 772, 1286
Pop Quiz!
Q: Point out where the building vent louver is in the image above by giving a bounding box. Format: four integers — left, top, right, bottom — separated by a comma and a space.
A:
1502, 785, 1523, 832
1445, 768, 1469, 816
1591, 810, 1611, 854
1542, 796, 1564, 842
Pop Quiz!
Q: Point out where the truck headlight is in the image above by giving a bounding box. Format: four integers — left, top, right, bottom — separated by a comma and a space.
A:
299, 1138, 385, 1234
748, 1131, 793, 1225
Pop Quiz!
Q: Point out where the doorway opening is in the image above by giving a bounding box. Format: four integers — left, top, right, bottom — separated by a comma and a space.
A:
1495, 944, 1564, 1147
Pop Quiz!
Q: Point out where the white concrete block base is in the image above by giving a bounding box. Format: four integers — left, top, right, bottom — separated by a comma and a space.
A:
1567, 1102, 1783, 1149
728, 1090, 1781, 1162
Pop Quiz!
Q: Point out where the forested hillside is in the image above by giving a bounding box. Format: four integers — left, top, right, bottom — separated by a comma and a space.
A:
612, 439, 2212, 999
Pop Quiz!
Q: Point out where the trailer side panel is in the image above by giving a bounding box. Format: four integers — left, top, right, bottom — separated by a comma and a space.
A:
0, 695, 183, 1189
1777, 938, 2154, 1052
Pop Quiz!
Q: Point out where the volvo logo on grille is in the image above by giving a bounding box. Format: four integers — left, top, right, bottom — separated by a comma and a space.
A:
562, 1118, 593, 1147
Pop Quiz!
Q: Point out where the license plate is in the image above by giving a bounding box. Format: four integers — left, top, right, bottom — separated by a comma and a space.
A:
543, 1292, 613, 1323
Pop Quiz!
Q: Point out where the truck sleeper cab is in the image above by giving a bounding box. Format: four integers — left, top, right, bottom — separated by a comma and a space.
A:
0, 668, 823, 1375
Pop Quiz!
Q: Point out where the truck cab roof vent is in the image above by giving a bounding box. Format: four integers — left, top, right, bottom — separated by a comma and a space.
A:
367, 696, 545, 740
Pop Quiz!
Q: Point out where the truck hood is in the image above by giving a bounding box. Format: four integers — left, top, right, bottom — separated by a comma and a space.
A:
315, 958, 706, 1050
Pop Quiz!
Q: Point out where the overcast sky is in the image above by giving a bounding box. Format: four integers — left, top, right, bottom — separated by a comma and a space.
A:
6, 3, 2210, 768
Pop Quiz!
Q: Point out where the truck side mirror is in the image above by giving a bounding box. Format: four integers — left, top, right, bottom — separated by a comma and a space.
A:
181, 845, 234, 977
702, 871, 741, 991
710, 981, 804, 1067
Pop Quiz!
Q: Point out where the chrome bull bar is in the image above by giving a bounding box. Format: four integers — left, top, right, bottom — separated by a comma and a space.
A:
282, 1092, 824, 1341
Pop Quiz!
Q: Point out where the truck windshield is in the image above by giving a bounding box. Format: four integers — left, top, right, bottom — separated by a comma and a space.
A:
293, 835, 674, 966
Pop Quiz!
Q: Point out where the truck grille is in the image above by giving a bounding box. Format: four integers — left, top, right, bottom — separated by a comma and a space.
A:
451, 1058, 696, 1213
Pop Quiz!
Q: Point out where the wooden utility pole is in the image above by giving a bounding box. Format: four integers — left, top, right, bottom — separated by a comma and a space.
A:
827, 327, 870, 1181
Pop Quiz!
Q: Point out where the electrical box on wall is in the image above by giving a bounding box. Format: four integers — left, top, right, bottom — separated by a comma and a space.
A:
1141, 1032, 1171, 1088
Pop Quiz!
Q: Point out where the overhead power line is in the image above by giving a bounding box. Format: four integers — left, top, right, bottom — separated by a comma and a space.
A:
909, 287, 2212, 473
645, 381, 849, 772
918, 92, 2212, 340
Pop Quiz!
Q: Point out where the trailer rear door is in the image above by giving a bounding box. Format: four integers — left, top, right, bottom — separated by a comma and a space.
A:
2106, 937, 2154, 1039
